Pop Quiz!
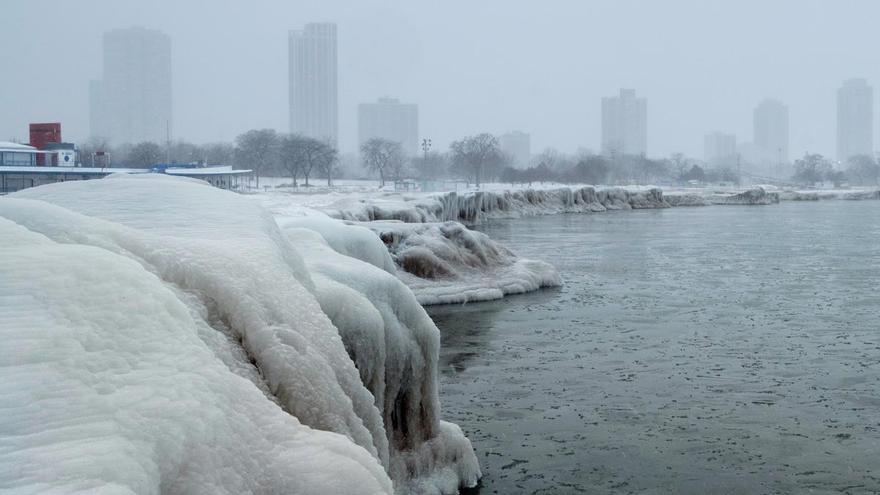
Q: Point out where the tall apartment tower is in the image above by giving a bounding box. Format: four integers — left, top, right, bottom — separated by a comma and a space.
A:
91, 27, 172, 145
357, 98, 418, 156
499, 131, 531, 169
837, 79, 873, 162
601, 89, 647, 157
289, 23, 338, 147
753, 99, 789, 165
703, 131, 737, 167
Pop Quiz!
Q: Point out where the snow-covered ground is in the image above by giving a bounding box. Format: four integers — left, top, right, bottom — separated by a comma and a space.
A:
0, 175, 479, 494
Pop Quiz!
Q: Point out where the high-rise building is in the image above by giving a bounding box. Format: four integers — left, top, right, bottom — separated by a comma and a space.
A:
289, 23, 338, 147
753, 99, 789, 165
704, 131, 737, 167
837, 79, 873, 162
499, 131, 531, 169
601, 89, 647, 157
357, 98, 418, 156
91, 27, 172, 145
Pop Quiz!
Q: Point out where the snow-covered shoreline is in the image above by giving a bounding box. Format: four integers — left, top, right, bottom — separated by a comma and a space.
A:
259, 183, 879, 305
0, 176, 480, 494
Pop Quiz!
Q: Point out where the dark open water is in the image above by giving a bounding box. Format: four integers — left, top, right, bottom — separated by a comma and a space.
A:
430, 201, 880, 495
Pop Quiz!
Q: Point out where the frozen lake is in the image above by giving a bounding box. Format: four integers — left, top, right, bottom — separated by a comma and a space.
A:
430, 201, 880, 494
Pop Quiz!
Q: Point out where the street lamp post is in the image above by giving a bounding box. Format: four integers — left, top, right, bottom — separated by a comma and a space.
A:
421, 138, 432, 162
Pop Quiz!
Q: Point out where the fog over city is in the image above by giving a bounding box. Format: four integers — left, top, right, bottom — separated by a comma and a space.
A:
3, 0, 879, 157
6, 2, 880, 494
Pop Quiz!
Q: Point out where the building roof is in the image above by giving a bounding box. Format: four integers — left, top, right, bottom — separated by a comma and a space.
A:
165, 166, 253, 176
0, 166, 149, 175
0, 142, 38, 152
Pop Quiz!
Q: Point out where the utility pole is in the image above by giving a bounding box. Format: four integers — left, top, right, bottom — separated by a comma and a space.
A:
165, 119, 171, 164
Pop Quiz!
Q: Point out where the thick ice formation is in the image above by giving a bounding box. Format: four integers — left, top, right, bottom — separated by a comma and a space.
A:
665, 187, 779, 206
0, 175, 478, 494
0, 214, 391, 495
362, 220, 561, 305
320, 186, 669, 225
777, 188, 880, 201
280, 225, 480, 490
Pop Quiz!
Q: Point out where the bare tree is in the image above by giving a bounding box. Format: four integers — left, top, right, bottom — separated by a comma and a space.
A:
413, 151, 448, 180
202, 142, 235, 166
235, 129, 279, 188
278, 134, 305, 187
167, 140, 201, 164
314, 142, 339, 186
846, 154, 880, 185
278, 134, 337, 187
449, 133, 501, 187
126, 141, 163, 168
361, 138, 404, 187
78, 136, 112, 167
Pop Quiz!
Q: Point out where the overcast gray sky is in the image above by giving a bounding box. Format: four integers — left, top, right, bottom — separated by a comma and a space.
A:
2, 0, 878, 157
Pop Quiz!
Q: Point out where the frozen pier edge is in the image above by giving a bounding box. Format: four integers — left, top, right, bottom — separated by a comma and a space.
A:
0, 175, 479, 494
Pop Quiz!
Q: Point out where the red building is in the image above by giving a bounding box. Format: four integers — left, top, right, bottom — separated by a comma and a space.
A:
29, 123, 62, 165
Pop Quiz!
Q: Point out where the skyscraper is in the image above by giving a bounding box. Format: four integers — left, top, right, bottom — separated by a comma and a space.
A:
703, 132, 737, 167
837, 79, 873, 162
289, 23, 338, 147
499, 131, 531, 169
358, 98, 418, 156
753, 99, 789, 165
601, 89, 647, 157
92, 27, 172, 145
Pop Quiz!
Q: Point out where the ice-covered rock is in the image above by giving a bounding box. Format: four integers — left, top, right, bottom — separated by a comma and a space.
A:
778, 189, 880, 201
1, 175, 479, 494
365, 220, 561, 305
710, 187, 780, 205
665, 187, 779, 206
664, 193, 711, 207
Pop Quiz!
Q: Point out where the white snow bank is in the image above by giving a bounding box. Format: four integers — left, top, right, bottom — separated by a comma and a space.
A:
0, 215, 391, 495
363, 220, 561, 305
1, 175, 478, 494
310, 186, 668, 225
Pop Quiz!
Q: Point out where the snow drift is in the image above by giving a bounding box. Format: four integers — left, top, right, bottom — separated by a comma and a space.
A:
321, 186, 669, 225
0, 175, 479, 494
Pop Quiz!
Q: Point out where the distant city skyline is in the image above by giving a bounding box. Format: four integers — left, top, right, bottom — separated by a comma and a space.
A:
4, 1, 880, 159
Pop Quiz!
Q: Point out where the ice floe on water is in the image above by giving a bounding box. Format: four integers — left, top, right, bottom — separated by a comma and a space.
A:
0, 175, 479, 494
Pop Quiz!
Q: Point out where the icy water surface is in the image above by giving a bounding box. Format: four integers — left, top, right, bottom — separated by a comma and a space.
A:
430, 201, 880, 494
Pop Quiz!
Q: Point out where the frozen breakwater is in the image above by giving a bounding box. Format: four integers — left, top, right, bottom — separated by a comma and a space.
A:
321, 186, 670, 225
0, 176, 479, 494
665, 187, 780, 206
